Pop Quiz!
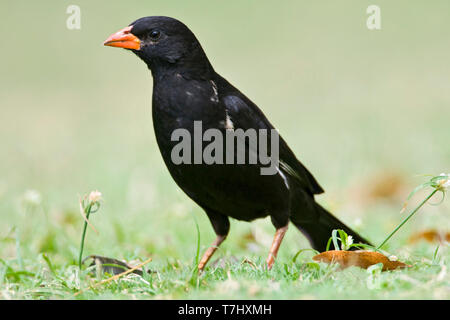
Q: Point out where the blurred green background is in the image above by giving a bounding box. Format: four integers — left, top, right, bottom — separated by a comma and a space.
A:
0, 0, 449, 298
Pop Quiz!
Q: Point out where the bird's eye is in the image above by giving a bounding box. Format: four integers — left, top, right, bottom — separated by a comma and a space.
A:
149, 30, 161, 41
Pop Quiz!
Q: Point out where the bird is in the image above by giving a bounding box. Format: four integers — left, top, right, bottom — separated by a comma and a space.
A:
103, 16, 371, 271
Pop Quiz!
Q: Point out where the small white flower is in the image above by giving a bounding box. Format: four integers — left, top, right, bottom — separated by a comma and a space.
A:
341, 235, 354, 250
347, 235, 354, 246
88, 190, 102, 204
438, 173, 450, 189
388, 255, 398, 262
23, 189, 42, 206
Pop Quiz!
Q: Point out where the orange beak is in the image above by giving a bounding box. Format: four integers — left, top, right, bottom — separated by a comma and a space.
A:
103, 26, 141, 50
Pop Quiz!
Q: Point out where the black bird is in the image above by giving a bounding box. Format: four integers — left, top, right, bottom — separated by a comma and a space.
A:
104, 16, 371, 270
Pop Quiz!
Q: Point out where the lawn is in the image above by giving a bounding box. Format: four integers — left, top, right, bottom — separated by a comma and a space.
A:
0, 0, 449, 299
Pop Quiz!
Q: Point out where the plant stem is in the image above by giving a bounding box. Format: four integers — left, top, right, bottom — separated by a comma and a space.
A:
78, 202, 92, 269
377, 189, 438, 250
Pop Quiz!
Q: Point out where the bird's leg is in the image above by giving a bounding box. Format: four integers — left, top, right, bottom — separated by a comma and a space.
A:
198, 235, 227, 271
266, 225, 289, 269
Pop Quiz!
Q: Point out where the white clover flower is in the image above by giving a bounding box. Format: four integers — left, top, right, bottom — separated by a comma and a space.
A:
88, 190, 102, 204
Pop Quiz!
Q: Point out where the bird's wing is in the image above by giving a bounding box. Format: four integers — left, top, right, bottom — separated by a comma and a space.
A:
221, 94, 324, 195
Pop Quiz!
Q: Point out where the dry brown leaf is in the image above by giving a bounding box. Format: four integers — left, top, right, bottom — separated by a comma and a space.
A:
409, 230, 450, 244
313, 250, 411, 271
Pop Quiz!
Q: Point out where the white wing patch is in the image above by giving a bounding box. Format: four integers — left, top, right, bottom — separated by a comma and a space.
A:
224, 110, 234, 130
210, 80, 219, 103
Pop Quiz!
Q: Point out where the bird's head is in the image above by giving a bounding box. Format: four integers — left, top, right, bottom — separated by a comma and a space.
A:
104, 16, 212, 78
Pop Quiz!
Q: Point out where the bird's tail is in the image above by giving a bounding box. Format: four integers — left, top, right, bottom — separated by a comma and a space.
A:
291, 202, 372, 252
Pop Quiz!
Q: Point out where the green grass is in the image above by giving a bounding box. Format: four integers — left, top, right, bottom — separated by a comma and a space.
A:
1, 184, 448, 299
0, 0, 449, 299
0, 239, 448, 299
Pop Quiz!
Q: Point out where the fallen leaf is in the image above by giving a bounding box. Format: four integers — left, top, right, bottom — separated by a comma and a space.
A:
409, 230, 450, 244
313, 250, 410, 271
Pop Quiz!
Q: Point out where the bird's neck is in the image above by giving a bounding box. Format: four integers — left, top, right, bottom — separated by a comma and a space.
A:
151, 62, 214, 83
149, 48, 214, 82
